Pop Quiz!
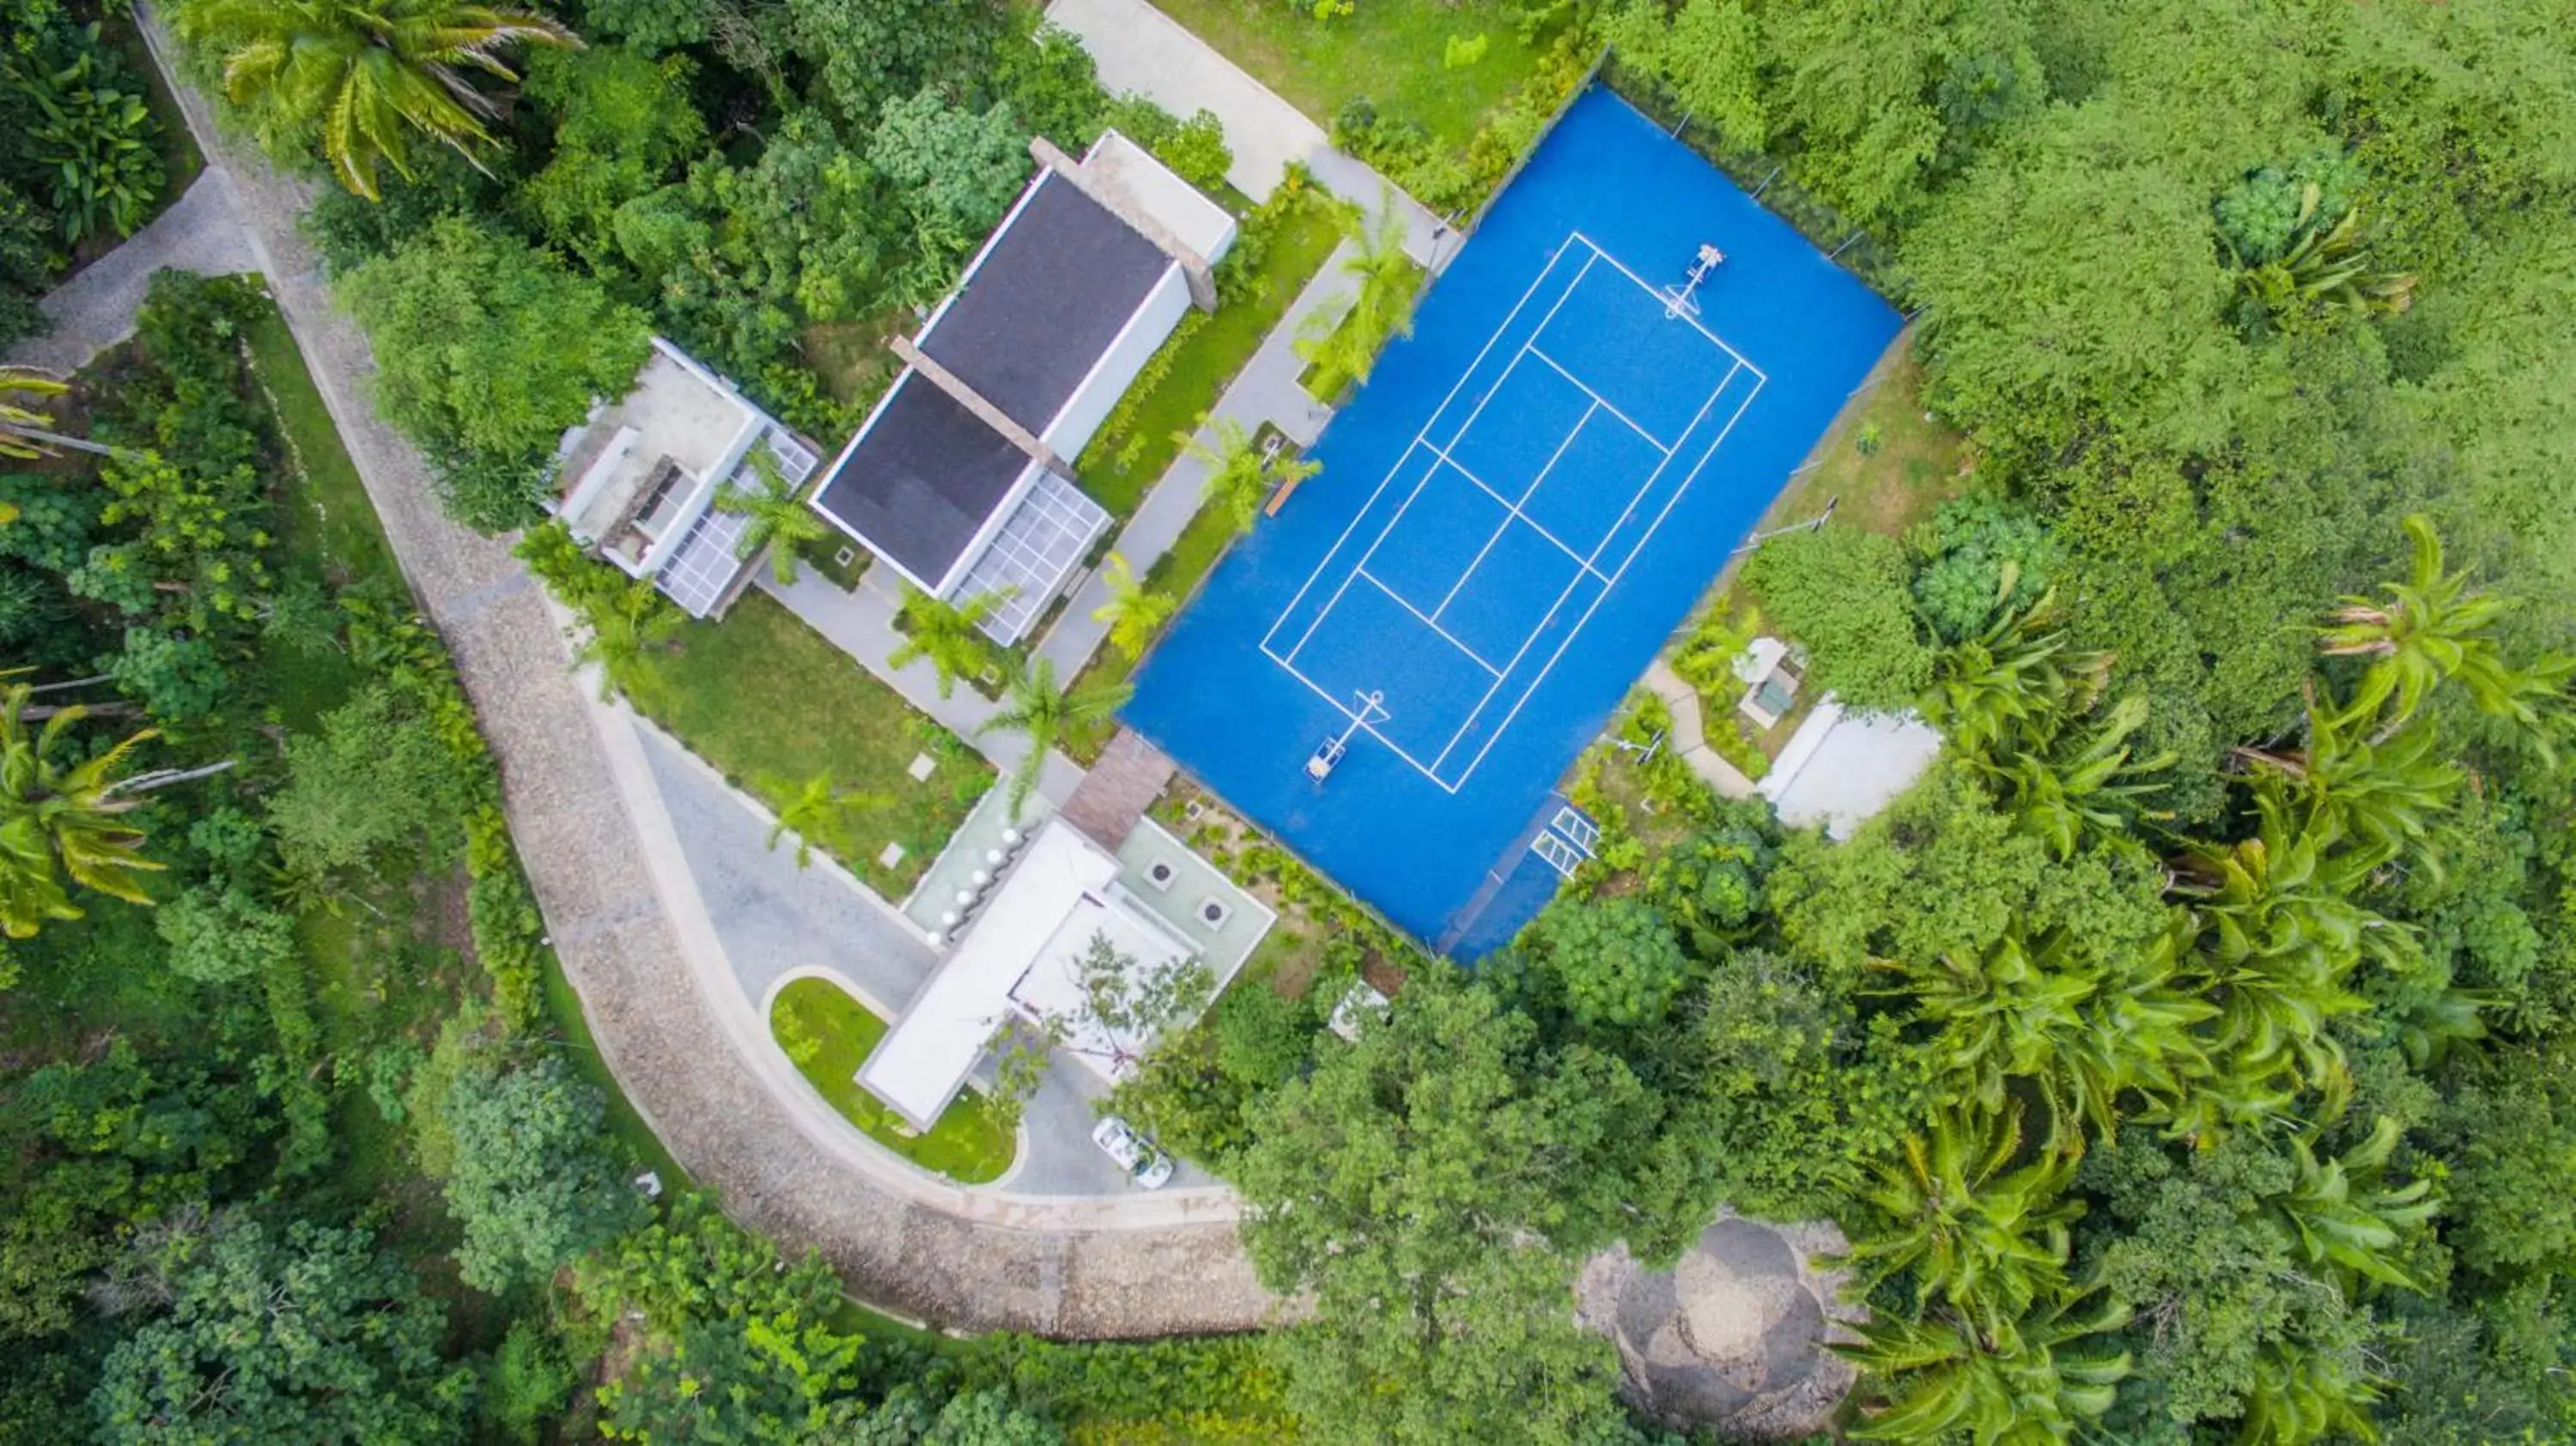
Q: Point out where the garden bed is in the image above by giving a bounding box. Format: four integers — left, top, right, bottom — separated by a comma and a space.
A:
1075, 185, 1346, 516
769, 976, 1016, 1184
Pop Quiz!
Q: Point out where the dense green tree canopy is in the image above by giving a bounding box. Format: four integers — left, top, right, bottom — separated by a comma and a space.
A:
338, 216, 650, 468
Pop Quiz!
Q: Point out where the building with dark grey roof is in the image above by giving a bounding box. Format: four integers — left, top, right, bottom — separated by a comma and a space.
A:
809, 131, 1238, 645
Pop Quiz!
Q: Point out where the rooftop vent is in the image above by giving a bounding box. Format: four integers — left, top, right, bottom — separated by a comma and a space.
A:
1198, 897, 1231, 928
1145, 859, 1178, 891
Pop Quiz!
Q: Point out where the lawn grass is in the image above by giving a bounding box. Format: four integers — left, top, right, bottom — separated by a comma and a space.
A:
1148, 0, 1541, 150
1754, 341, 1967, 541
1076, 193, 1347, 517
801, 309, 914, 408
770, 976, 1016, 1184
244, 298, 397, 726
631, 590, 992, 896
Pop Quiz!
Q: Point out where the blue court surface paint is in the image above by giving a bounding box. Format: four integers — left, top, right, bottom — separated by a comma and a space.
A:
1123, 87, 1901, 951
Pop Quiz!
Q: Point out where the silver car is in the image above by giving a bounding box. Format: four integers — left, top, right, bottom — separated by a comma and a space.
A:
1091, 1115, 1176, 1189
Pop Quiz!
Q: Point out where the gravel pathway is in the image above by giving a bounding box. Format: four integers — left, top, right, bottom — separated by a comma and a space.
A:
131, 2, 1273, 1337
3, 173, 258, 374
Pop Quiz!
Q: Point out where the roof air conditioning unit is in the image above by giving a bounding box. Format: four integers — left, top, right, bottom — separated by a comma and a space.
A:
1199, 898, 1231, 928
1145, 859, 1178, 891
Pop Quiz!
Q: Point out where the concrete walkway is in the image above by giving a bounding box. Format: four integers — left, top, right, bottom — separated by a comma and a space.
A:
1046, 0, 1459, 270
2, 173, 258, 374
1643, 659, 1759, 800
757, 568, 1088, 808
1030, 238, 1356, 677
130, 2, 1269, 1336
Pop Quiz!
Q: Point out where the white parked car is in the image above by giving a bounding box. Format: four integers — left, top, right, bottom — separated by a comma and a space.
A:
1091, 1115, 1176, 1189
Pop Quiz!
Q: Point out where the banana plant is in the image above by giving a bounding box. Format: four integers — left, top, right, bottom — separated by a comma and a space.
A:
2233, 184, 2415, 321
1923, 585, 2113, 758
2236, 1335, 2385, 1446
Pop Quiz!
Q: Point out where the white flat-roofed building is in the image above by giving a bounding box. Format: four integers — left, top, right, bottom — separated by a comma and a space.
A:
860, 813, 1270, 1133
551, 337, 819, 618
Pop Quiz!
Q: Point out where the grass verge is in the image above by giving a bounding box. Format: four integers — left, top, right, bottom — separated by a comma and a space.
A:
631, 590, 991, 896
1146, 0, 1540, 150
1754, 342, 1966, 541
771, 976, 1016, 1184
1076, 191, 1346, 516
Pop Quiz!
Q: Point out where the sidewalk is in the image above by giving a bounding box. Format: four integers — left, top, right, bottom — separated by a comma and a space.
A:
3, 173, 256, 374
1045, 0, 1458, 270
759, 567, 1087, 808
1030, 238, 1356, 677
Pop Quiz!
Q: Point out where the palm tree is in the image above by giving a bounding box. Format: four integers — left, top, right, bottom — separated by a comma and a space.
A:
889, 587, 1005, 700
1091, 553, 1176, 659
1881, 927, 2213, 1154
572, 580, 680, 707
762, 771, 890, 869
1297, 201, 1419, 399
979, 657, 1132, 817
1180, 418, 1319, 535
2318, 513, 2523, 733
176, 0, 578, 201
1842, 1105, 2083, 1339
2266, 1115, 2437, 1291
1839, 1289, 2133, 1445
0, 685, 167, 938
1973, 693, 2174, 860
1, 365, 114, 460
715, 447, 830, 586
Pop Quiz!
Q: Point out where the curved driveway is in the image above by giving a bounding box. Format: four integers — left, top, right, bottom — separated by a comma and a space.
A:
131, 4, 1272, 1337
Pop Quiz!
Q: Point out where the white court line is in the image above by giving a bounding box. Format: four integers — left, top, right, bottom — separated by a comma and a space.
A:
1434, 253, 1596, 452
1564, 229, 1769, 382
1263, 228, 1769, 797
1267, 442, 1438, 667
1523, 346, 1674, 453
1449, 374, 1767, 788
1427, 447, 1613, 583
1430, 367, 1745, 780
1585, 360, 1743, 574
1266, 650, 1465, 794
1431, 402, 1598, 622
1355, 568, 1504, 676
1518, 401, 1599, 507
1261, 240, 1593, 662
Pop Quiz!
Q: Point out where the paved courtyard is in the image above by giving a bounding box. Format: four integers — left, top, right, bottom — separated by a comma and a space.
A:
636, 722, 1205, 1197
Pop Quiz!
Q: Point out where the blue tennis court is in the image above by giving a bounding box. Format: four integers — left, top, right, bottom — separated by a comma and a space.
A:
1123, 87, 1903, 951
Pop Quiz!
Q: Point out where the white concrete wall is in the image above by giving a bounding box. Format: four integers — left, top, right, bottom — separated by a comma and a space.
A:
1041, 265, 1190, 459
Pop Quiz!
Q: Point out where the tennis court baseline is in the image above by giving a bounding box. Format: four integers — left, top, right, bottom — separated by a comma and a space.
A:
1260, 233, 1763, 793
